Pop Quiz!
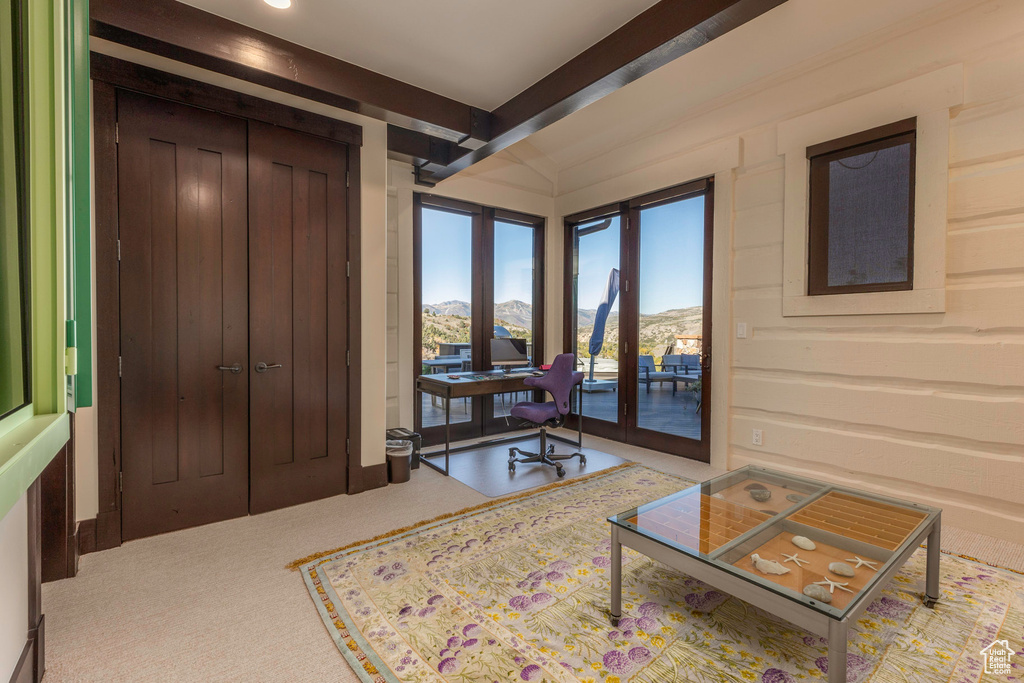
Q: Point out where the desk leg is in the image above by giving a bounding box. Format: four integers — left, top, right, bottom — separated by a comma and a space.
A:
610, 525, 622, 626
577, 386, 583, 448
827, 618, 848, 683
443, 388, 451, 476
925, 515, 941, 608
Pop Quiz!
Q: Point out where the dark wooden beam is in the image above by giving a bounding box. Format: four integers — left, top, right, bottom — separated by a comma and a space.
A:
90, 0, 477, 141
426, 0, 787, 180
90, 53, 363, 146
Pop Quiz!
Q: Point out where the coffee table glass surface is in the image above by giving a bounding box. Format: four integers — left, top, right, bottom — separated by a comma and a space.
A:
608, 466, 940, 619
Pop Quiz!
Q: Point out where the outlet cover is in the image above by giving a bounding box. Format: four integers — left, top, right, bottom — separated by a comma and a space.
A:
752, 429, 763, 446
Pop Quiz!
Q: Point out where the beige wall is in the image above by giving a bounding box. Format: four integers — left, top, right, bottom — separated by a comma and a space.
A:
535, 0, 1024, 542
0, 493, 27, 680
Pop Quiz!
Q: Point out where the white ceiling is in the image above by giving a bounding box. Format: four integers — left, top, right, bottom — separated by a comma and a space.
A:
177, 0, 660, 110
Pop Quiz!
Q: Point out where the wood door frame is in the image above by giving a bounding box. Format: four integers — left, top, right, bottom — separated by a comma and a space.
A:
413, 194, 546, 445
91, 62, 365, 551
563, 179, 714, 462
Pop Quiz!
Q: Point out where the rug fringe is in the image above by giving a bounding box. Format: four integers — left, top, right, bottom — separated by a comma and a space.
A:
941, 549, 1024, 576
286, 461, 641, 571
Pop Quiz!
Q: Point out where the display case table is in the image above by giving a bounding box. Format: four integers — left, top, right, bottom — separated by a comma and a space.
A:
608, 466, 941, 683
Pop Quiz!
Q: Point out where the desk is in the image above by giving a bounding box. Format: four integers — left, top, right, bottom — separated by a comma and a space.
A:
416, 369, 583, 476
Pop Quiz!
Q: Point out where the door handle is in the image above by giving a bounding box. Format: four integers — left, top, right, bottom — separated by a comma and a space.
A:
217, 363, 242, 374
255, 362, 283, 373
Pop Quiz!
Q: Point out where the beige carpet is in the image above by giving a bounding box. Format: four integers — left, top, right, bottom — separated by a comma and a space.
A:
40, 433, 1022, 682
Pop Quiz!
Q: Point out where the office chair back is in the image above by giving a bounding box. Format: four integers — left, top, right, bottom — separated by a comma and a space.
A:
524, 353, 583, 416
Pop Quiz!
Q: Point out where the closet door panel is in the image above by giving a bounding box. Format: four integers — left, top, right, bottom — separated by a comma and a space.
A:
118, 91, 249, 540
249, 121, 348, 513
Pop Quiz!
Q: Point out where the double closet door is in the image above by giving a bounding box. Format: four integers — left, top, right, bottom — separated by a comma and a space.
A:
117, 91, 350, 540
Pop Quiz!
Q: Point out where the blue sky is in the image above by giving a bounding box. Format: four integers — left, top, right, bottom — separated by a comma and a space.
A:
421, 210, 534, 306
421, 196, 705, 315
577, 196, 705, 315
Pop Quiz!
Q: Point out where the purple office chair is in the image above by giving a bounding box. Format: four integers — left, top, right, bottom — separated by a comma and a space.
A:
508, 353, 586, 478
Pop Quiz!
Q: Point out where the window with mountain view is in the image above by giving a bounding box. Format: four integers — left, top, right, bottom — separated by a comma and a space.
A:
414, 195, 545, 441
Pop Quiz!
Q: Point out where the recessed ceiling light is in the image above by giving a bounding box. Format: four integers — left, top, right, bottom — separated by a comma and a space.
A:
264, 0, 291, 8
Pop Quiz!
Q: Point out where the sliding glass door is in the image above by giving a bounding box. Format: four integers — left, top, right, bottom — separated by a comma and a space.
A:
415, 195, 544, 446
566, 179, 713, 461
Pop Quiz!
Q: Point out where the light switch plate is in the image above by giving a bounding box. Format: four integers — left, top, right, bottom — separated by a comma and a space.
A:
736, 322, 748, 339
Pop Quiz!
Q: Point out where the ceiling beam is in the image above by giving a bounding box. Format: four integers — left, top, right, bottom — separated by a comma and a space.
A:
425, 0, 787, 181
89, 0, 485, 142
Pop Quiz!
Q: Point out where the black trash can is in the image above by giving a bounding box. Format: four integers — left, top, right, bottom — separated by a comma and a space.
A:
386, 427, 421, 469
386, 440, 413, 484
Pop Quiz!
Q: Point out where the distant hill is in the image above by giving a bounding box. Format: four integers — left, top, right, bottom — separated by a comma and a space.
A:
424, 300, 471, 317
423, 300, 534, 329
421, 300, 702, 361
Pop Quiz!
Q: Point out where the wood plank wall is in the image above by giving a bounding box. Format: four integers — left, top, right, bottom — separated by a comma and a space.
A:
729, 41, 1024, 543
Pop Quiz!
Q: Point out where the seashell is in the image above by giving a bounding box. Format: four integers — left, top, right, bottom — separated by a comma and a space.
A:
711, 493, 725, 500
750, 553, 791, 575
803, 583, 833, 603
786, 493, 805, 503
749, 489, 772, 502
829, 562, 856, 577
791, 536, 816, 551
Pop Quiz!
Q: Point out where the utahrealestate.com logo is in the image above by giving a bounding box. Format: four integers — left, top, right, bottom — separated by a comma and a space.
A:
981, 640, 1015, 676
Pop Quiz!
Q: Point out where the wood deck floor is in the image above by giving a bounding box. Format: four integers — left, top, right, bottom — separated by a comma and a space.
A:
420, 382, 701, 440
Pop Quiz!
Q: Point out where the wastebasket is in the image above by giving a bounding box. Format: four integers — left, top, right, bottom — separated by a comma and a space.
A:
386, 439, 413, 484
385, 428, 421, 469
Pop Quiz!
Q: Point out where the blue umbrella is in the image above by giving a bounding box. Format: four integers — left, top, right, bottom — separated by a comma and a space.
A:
588, 268, 619, 381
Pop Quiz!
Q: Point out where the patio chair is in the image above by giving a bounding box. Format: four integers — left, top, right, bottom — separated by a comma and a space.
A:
677, 354, 702, 375
638, 355, 673, 394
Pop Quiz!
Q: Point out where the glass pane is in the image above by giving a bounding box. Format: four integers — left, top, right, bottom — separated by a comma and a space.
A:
493, 221, 534, 420
575, 216, 621, 424
636, 196, 704, 440
609, 466, 939, 619
827, 142, 912, 287
419, 207, 473, 428
0, 3, 29, 418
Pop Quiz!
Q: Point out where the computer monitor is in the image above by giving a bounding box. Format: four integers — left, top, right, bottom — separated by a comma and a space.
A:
491, 338, 529, 371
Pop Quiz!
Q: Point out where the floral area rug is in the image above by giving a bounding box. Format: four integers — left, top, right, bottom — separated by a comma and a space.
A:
297, 464, 1024, 683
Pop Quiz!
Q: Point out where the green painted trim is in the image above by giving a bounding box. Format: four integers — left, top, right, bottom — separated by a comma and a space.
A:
66, 0, 90, 407
28, 0, 64, 415
0, 412, 68, 520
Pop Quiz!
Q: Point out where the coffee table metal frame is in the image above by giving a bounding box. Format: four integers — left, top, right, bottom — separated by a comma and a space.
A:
608, 466, 941, 683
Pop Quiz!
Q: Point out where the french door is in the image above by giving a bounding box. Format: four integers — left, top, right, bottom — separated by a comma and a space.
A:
565, 179, 713, 461
414, 194, 544, 446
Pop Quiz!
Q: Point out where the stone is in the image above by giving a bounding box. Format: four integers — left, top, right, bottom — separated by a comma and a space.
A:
791, 536, 816, 551
829, 562, 856, 577
744, 483, 769, 491
751, 554, 791, 575
803, 583, 833, 603
749, 489, 772, 502
786, 493, 805, 503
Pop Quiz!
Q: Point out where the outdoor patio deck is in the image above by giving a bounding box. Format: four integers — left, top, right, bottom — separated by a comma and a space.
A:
419, 381, 701, 440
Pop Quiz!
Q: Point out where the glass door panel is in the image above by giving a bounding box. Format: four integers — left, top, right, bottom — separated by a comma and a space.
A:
418, 206, 475, 433
635, 196, 705, 443
573, 216, 622, 432
492, 220, 536, 422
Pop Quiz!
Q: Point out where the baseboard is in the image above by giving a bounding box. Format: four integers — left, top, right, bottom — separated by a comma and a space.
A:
95, 510, 121, 551
348, 463, 388, 494
77, 518, 96, 555
9, 615, 43, 683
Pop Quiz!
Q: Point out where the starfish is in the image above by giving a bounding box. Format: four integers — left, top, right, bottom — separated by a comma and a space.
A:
814, 578, 854, 594
845, 556, 878, 570
782, 553, 809, 567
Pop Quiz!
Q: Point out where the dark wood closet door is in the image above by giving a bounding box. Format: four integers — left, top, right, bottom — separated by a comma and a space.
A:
248, 121, 349, 513
117, 91, 249, 540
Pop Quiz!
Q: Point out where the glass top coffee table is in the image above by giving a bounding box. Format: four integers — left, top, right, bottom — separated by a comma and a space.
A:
608, 466, 941, 683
